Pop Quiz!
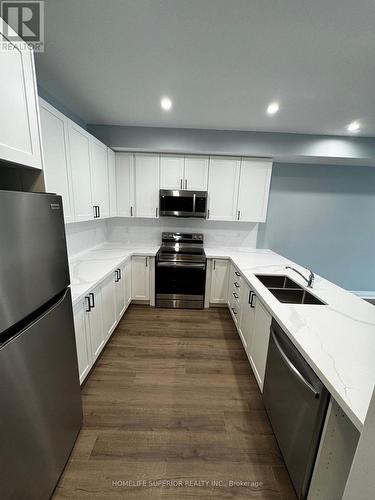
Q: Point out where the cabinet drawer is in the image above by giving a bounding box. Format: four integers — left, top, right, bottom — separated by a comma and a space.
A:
230, 285, 241, 306
229, 293, 241, 323
231, 265, 242, 288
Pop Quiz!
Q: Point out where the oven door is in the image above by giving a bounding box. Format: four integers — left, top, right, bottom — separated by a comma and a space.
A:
156, 261, 206, 308
159, 190, 207, 218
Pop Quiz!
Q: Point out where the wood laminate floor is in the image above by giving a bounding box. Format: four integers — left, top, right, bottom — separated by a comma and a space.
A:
53, 305, 297, 499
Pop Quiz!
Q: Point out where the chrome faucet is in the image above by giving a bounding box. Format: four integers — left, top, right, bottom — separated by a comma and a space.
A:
285, 266, 315, 288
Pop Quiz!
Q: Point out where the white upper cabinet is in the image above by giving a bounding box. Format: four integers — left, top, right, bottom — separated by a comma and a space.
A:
184, 156, 209, 191
237, 159, 272, 222
0, 20, 42, 169
160, 155, 185, 189
39, 99, 74, 223
134, 154, 160, 218
115, 153, 135, 217
68, 122, 94, 222
207, 157, 240, 221
90, 138, 110, 219
107, 148, 117, 217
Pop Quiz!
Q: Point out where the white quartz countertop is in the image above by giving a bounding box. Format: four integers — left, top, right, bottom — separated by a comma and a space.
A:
69, 243, 375, 431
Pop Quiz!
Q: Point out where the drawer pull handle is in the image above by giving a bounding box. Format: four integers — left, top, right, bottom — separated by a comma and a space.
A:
234, 282, 240, 288
233, 292, 239, 299
231, 307, 237, 315
235, 271, 240, 277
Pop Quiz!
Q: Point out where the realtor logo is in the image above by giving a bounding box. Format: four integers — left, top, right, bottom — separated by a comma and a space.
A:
1, 1, 44, 51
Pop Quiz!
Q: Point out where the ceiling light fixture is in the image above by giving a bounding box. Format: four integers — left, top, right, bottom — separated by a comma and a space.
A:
347, 121, 360, 133
161, 97, 172, 111
267, 102, 280, 115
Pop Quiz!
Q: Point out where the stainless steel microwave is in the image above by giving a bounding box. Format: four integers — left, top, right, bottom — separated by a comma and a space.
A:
159, 190, 208, 218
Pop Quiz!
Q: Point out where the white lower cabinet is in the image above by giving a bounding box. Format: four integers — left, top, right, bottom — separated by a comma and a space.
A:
248, 295, 272, 391
86, 287, 105, 361
115, 260, 131, 319
131, 255, 150, 300
101, 273, 117, 342
210, 259, 229, 304
72, 297, 92, 384
239, 281, 256, 352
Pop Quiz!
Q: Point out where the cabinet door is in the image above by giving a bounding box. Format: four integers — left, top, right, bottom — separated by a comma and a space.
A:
210, 259, 229, 304
160, 155, 184, 189
39, 100, 74, 223
184, 156, 209, 190
0, 21, 42, 169
108, 148, 117, 217
124, 259, 132, 308
73, 297, 92, 384
207, 158, 240, 221
69, 122, 94, 221
115, 263, 126, 320
116, 153, 135, 217
101, 273, 117, 342
131, 256, 150, 300
239, 282, 256, 352
134, 154, 160, 218
87, 288, 105, 361
250, 297, 272, 391
90, 139, 109, 218
237, 159, 272, 222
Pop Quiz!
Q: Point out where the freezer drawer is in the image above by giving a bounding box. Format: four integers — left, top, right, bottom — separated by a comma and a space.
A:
0, 288, 82, 500
0, 190, 70, 335
263, 320, 329, 500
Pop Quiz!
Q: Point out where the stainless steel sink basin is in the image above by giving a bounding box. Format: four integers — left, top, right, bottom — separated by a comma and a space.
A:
268, 288, 326, 305
255, 274, 303, 289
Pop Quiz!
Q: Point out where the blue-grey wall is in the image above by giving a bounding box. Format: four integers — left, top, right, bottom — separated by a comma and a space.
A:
38, 85, 87, 130
257, 163, 375, 291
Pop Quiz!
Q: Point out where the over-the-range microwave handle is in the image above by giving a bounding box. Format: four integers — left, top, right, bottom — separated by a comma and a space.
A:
270, 329, 320, 399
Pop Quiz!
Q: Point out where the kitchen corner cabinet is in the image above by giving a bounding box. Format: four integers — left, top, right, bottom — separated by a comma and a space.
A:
90, 138, 110, 219
207, 158, 240, 221
0, 20, 42, 169
39, 99, 75, 223
134, 154, 160, 218
131, 255, 150, 300
236, 159, 272, 222
72, 297, 92, 384
108, 148, 117, 217
68, 122, 94, 221
210, 259, 229, 304
116, 153, 135, 217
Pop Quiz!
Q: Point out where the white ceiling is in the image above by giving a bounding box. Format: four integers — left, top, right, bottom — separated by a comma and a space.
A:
35, 0, 375, 136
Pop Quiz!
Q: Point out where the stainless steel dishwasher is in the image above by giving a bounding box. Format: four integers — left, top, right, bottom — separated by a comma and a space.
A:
263, 319, 329, 500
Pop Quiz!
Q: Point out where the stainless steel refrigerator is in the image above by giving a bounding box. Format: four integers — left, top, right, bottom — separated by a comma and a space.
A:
0, 190, 83, 499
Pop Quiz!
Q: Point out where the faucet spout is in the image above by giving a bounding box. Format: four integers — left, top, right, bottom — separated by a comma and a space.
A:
285, 266, 315, 288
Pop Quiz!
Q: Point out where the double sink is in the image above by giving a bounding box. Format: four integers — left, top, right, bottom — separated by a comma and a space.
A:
255, 274, 326, 305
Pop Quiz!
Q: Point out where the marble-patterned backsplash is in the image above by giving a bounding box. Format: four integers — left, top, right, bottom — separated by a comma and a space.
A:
106, 218, 259, 247
65, 217, 259, 258
65, 219, 108, 258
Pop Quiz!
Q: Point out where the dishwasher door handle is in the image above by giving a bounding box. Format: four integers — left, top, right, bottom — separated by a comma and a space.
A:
271, 330, 320, 398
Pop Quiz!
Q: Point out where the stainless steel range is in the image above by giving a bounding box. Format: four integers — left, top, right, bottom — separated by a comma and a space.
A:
155, 232, 206, 309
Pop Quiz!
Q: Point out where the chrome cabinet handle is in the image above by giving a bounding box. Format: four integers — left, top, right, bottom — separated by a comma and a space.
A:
89, 292, 95, 308
85, 296, 91, 312
233, 292, 239, 299
271, 330, 320, 398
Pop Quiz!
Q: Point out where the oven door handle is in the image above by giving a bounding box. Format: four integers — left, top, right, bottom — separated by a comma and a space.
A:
157, 261, 206, 269
271, 330, 320, 398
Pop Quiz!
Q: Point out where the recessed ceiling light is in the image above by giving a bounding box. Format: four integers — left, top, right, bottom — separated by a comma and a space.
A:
161, 97, 172, 111
347, 121, 360, 133
267, 102, 280, 115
